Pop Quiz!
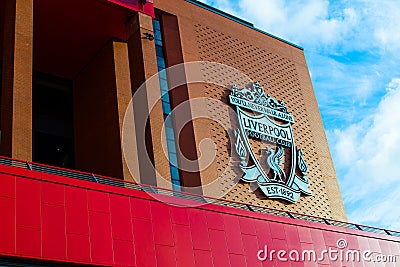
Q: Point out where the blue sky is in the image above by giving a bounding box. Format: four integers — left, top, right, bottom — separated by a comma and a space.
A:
200, 0, 400, 231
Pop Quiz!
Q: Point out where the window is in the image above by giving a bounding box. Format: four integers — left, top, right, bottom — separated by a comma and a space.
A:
153, 17, 182, 190
32, 72, 75, 169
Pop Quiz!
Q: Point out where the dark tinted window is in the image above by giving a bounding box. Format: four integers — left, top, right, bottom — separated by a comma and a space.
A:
33, 72, 75, 168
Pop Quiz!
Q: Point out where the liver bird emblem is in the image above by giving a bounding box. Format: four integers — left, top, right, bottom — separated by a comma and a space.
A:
266, 146, 285, 182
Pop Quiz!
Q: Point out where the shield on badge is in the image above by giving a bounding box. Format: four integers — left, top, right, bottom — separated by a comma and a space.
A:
230, 82, 312, 203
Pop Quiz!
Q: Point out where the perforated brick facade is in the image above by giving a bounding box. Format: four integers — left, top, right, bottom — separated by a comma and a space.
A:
154, 0, 347, 221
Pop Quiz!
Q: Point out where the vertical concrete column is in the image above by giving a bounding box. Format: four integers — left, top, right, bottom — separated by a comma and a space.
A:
0, 0, 33, 161
126, 13, 172, 188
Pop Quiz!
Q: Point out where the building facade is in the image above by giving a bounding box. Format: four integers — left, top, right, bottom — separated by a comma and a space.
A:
0, 0, 346, 220
1, 0, 399, 266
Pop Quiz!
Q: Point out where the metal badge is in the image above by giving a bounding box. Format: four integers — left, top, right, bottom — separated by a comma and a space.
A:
230, 82, 311, 203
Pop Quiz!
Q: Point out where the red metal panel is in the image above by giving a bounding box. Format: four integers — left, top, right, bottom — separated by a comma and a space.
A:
1, 166, 400, 266
209, 229, 228, 253
310, 228, 326, 248
291, 261, 306, 267
88, 190, 110, 213
242, 234, 263, 267
254, 219, 273, 247
172, 224, 195, 267
41, 182, 65, 206
206, 211, 225, 231
65, 187, 89, 235
297, 226, 313, 244
368, 238, 382, 253
113, 239, 135, 266
0, 174, 15, 198
223, 214, 245, 255
284, 225, 301, 250
189, 209, 211, 250
344, 234, 360, 250
106, 0, 154, 18
132, 218, 156, 267
209, 229, 230, 267
66, 233, 91, 262
88, 211, 114, 265
151, 202, 174, 246
193, 249, 213, 267
272, 238, 289, 254
299, 242, 317, 267
321, 230, 340, 248
308, 236, 329, 265
239, 216, 257, 235
379, 239, 391, 255
170, 206, 189, 226
155, 245, 177, 267
0, 197, 15, 254
110, 194, 133, 241
229, 254, 247, 267
269, 221, 286, 240
42, 204, 67, 259
141, 1, 154, 17
357, 236, 371, 253
16, 226, 41, 257
16, 178, 41, 228
131, 197, 152, 219
389, 241, 400, 256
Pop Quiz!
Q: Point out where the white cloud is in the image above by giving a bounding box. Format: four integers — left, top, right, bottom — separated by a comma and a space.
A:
363, 0, 400, 53
330, 78, 400, 230
202, 0, 357, 48
202, 0, 400, 53
349, 188, 400, 231
241, 0, 357, 48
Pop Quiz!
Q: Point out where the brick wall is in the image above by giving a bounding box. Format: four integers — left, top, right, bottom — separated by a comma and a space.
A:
153, 0, 347, 221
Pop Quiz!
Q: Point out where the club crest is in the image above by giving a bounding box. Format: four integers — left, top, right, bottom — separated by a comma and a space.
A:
230, 82, 312, 203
